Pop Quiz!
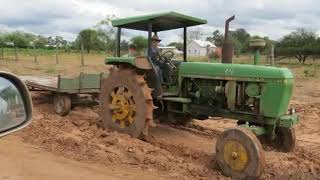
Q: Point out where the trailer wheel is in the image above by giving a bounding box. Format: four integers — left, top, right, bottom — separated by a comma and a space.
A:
275, 127, 296, 152
216, 127, 265, 179
53, 94, 71, 116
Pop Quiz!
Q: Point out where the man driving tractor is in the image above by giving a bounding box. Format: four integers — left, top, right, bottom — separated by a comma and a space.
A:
149, 34, 163, 83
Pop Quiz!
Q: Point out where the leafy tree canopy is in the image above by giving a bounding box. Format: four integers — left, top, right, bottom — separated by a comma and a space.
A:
275, 28, 318, 64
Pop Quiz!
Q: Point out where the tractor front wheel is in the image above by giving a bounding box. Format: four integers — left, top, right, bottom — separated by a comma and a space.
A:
100, 67, 154, 138
215, 127, 265, 179
274, 127, 296, 152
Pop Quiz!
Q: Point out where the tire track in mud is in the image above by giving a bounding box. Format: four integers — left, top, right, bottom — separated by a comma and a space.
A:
18, 92, 320, 180
18, 93, 226, 179
168, 122, 222, 139
261, 102, 320, 179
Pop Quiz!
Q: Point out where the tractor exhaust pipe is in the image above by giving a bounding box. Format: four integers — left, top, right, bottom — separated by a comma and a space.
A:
222, 15, 235, 64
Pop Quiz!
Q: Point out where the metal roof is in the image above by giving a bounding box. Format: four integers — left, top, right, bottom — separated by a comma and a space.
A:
112, 11, 207, 32
192, 40, 216, 48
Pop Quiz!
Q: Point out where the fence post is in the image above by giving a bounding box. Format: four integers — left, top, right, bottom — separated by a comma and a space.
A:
56, 45, 59, 64
0, 45, 3, 60
81, 41, 84, 66
33, 44, 37, 63
14, 46, 18, 61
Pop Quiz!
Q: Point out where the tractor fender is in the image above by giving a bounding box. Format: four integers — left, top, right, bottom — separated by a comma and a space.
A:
106, 56, 162, 98
105, 57, 152, 70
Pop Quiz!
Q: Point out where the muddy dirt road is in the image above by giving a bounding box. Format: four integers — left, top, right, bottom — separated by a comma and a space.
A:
0, 135, 169, 180
2, 77, 320, 180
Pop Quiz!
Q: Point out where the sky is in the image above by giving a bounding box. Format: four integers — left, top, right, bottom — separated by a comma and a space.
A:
0, 0, 320, 44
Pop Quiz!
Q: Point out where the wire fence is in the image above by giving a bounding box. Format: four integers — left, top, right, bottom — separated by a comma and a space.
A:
0, 47, 110, 66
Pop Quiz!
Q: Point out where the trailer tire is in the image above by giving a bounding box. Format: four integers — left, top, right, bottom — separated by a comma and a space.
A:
53, 94, 71, 116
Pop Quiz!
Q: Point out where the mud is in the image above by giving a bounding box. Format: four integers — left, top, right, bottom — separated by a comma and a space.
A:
17, 78, 320, 179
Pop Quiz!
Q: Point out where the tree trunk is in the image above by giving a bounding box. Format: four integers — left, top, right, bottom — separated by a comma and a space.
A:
302, 56, 307, 64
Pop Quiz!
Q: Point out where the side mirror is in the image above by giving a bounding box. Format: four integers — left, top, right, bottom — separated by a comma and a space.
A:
0, 71, 32, 137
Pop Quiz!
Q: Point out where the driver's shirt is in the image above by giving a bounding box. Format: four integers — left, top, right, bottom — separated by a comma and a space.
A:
147, 46, 163, 83
149, 46, 160, 65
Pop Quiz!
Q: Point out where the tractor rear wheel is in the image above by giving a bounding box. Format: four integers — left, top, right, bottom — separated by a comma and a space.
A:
216, 127, 265, 179
100, 67, 154, 138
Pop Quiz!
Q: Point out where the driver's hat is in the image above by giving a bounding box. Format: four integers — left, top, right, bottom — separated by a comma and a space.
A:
151, 34, 161, 42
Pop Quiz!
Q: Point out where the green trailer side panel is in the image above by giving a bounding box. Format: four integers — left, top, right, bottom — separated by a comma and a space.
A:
59, 77, 80, 90
80, 73, 102, 89
106, 57, 135, 66
179, 62, 293, 80
260, 80, 294, 117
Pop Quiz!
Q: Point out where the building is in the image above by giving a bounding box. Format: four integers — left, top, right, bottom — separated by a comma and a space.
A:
187, 40, 216, 57
158, 46, 177, 53
158, 46, 182, 55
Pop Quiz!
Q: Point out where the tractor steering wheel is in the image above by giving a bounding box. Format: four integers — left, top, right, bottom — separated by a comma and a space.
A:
159, 51, 175, 68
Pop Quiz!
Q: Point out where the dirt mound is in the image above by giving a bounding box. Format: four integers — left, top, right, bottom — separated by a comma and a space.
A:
19, 92, 225, 179
18, 92, 320, 179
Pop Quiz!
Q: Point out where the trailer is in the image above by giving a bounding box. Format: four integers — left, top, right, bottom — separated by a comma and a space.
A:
20, 73, 106, 116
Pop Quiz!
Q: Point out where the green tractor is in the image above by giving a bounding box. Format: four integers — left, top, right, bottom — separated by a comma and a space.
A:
100, 12, 299, 179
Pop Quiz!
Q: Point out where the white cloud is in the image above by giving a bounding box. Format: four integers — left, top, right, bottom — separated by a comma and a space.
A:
0, 0, 320, 42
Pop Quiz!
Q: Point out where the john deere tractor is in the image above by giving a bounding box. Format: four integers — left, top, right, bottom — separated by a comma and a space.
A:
100, 12, 299, 179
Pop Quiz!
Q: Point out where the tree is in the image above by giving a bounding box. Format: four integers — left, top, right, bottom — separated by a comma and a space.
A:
95, 14, 117, 53
4, 32, 29, 48
232, 29, 250, 44
34, 36, 48, 48
55, 36, 65, 46
76, 29, 102, 53
130, 36, 148, 53
0, 35, 4, 46
230, 28, 251, 53
275, 28, 318, 64
206, 30, 224, 47
187, 28, 204, 43
120, 39, 129, 51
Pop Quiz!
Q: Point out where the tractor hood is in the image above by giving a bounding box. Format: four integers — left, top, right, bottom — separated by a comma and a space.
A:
179, 62, 293, 82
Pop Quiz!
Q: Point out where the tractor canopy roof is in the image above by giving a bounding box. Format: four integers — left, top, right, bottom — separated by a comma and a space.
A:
111, 11, 207, 31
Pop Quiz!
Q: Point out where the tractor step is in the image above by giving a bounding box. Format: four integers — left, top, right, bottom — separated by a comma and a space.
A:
163, 92, 179, 97
162, 97, 192, 103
